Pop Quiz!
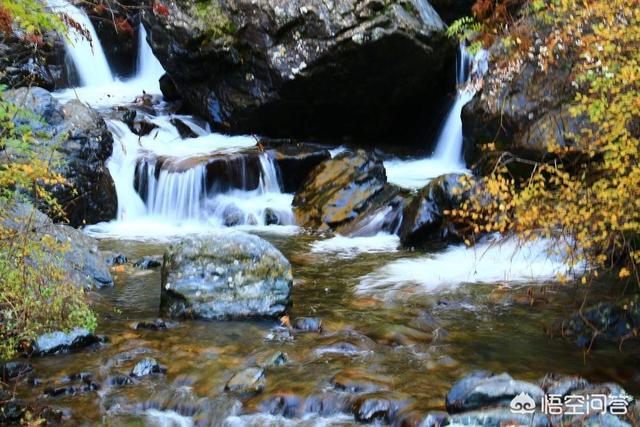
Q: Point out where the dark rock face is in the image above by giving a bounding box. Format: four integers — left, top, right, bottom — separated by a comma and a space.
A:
4, 87, 117, 226
160, 232, 292, 319
134, 256, 162, 269
143, 0, 454, 142
0, 31, 72, 90
399, 173, 468, 246
293, 150, 396, 231
429, 0, 475, 23
561, 295, 640, 349
461, 16, 588, 171
4, 204, 113, 289
263, 141, 331, 193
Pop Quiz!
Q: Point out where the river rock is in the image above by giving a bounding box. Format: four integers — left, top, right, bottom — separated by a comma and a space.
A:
445, 371, 544, 414
225, 367, 266, 395
294, 317, 322, 333
143, 0, 454, 142
352, 393, 409, 423
160, 232, 292, 319
293, 150, 395, 231
31, 328, 107, 356
560, 295, 640, 349
131, 357, 166, 377
3, 203, 113, 289
4, 87, 117, 226
134, 256, 163, 269
399, 173, 470, 246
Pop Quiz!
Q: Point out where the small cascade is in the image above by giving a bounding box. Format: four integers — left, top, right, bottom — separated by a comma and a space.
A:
135, 26, 165, 88
384, 43, 488, 189
49, 0, 113, 87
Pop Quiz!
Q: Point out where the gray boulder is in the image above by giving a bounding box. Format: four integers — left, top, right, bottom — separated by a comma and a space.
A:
161, 232, 292, 319
3, 203, 113, 290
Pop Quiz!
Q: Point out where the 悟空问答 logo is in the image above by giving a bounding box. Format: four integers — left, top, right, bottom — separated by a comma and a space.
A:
510, 392, 536, 414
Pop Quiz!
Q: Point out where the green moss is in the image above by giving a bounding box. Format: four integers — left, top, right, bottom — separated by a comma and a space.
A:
193, 0, 236, 41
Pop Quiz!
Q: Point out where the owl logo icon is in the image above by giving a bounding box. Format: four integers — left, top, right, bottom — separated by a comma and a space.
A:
510, 392, 536, 414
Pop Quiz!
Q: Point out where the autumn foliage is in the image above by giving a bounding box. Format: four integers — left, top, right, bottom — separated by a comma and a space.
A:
450, 0, 640, 283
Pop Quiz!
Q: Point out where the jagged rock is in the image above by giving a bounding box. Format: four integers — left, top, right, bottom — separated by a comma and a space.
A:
2, 203, 113, 289
4, 87, 116, 226
399, 173, 470, 246
0, 30, 71, 90
352, 393, 409, 423
262, 141, 331, 193
160, 232, 292, 319
170, 117, 199, 138
144, 0, 454, 142
293, 150, 393, 231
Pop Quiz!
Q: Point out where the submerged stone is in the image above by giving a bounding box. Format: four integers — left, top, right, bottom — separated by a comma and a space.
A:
225, 367, 266, 395
131, 357, 166, 377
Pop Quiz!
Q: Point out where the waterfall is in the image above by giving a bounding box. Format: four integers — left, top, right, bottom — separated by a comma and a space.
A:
136, 26, 165, 87
384, 43, 488, 189
48, 0, 113, 87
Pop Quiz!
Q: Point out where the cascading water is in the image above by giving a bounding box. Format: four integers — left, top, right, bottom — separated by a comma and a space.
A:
49, 16, 297, 238
47, 0, 113, 87
384, 43, 488, 189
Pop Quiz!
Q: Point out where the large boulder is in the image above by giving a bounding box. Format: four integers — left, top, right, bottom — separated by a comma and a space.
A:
293, 150, 403, 233
0, 30, 72, 90
143, 0, 455, 142
3, 203, 113, 289
398, 173, 468, 246
461, 12, 589, 171
161, 232, 292, 319
4, 87, 117, 226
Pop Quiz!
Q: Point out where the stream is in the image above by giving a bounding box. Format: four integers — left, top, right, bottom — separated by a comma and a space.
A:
13, 2, 639, 425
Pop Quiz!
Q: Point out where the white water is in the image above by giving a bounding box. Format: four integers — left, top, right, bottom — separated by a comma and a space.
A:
47, 0, 113, 87
310, 233, 400, 259
357, 237, 581, 297
384, 44, 486, 190
49, 15, 296, 239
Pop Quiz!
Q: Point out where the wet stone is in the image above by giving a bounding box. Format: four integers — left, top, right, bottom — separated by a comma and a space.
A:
225, 367, 266, 396
31, 328, 108, 356
106, 253, 128, 266
256, 351, 290, 368
44, 382, 99, 397
446, 371, 545, 414
133, 256, 162, 269
294, 317, 322, 333
130, 357, 166, 377
264, 327, 295, 342
330, 369, 388, 394
134, 319, 173, 331
352, 393, 409, 424
260, 394, 304, 418
106, 374, 133, 387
